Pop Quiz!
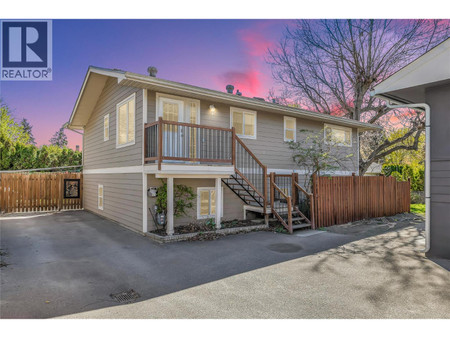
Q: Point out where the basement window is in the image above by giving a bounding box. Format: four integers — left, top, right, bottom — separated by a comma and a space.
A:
98, 184, 104, 210
197, 187, 223, 219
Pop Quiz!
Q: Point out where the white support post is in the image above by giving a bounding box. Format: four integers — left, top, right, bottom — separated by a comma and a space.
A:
166, 177, 174, 236
215, 178, 222, 229
142, 173, 148, 233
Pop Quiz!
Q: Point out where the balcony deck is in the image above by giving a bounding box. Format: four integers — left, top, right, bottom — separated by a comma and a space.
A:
144, 118, 235, 169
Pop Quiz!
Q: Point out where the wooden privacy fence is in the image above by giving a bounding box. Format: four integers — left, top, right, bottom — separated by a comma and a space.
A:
0, 172, 83, 213
312, 174, 410, 228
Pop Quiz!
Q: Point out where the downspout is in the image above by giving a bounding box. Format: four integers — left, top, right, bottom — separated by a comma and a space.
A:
385, 102, 431, 252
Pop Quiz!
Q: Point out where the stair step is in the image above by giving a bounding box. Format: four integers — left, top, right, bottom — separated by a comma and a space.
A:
292, 217, 306, 222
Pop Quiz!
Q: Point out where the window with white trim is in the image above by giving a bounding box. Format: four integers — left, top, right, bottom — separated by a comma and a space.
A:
197, 187, 223, 219
284, 116, 296, 142
116, 94, 135, 148
98, 185, 104, 210
324, 124, 352, 147
104, 114, 109, 141
230, 107, 256, 139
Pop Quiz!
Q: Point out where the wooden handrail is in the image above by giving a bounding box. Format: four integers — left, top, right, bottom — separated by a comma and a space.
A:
234, 136, 266, 169
293, 181, 311, 198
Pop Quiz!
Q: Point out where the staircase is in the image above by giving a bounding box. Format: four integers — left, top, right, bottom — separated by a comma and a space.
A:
223, 133, 314, 234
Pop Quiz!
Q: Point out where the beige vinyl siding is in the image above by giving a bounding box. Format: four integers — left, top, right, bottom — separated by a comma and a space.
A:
146, 89, 359, 173
146, 175, 245, 230
84, 173, 143, 232
83, 78, 143, 169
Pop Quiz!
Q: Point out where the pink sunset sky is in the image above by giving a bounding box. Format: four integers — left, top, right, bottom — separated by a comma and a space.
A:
0, 19, 292, 149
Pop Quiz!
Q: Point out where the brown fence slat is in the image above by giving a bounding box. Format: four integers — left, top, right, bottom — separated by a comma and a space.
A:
0, 172, 83, 214
313, 175, 411, 228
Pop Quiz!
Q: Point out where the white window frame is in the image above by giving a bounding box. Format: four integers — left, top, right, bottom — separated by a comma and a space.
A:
197, 187, 223, 220
156, 93, 200, 124
230, 107, 257, 139
116, 93, 136, 149
98, 184, 104, 210
324, 123, 352, 147
103, 114, 110, 141
283, 116, 296, 142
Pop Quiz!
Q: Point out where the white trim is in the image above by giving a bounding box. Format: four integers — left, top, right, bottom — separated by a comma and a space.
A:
142, 173, 148, 233
283, 116, 296, 142
144, 164, 234, 175
167, 177, 174, 236
103, 114, 110, 141
156, 92, 200, 124
324, 123, 352, 147
267, 168, 355, 176
116, 93, 136, 149
84, 166, 143, 174
97, 184, 104, 210
230, 107, 257, 139
197, 186, 223, 220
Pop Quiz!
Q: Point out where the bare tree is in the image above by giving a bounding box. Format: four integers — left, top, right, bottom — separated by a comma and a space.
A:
268, 19, 449, 174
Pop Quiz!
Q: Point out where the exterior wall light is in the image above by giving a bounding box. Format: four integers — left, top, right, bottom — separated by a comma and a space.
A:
209, 105, 216, 113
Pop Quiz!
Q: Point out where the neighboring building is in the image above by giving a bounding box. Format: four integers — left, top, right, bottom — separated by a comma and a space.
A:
364, 163, 383, 176
372, 38, 450, 259
68, 66, 377, 235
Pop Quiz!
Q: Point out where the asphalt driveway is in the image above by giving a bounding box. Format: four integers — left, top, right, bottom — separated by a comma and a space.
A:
1, 211, 449, 318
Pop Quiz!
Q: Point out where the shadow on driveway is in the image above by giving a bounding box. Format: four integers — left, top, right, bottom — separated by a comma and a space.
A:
0, 210, 445, 318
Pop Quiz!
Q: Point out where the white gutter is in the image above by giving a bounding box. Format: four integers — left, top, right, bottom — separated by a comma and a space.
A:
384, 102, 431, 252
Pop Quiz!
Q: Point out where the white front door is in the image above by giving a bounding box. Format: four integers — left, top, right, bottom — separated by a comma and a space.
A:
158, 98, 199, 159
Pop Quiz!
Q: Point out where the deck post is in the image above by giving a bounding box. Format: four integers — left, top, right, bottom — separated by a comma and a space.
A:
215, 177, 222, 229
166, 177, 174, 236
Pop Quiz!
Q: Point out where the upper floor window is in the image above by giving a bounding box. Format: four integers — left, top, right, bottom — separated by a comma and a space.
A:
230, 107, 256, 139
104, 114, 109, 141
284, 116, 296, 142
116, 94, 135, 148
324, 124, 352, 147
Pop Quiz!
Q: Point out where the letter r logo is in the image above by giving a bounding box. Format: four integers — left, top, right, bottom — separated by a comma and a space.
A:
2, 21, 48, 67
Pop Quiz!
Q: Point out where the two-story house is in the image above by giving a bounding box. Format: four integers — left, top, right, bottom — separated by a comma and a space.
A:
68, 66, 378, 236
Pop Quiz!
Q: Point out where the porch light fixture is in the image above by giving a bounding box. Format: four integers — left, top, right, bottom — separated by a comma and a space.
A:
209, 104, 216, 113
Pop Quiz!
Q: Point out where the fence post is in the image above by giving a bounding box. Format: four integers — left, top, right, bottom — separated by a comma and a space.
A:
263, 165, 267, 215
312, 173, 318, 228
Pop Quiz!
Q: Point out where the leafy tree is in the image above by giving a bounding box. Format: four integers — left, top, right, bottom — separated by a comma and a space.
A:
269, 19, 449, 175
287, 128, 355, 190
0, 102, 81, 170
20, 118, 36, 145
382, 128, 425, 191
155, 179, 196, 217
49, 126, 68, 148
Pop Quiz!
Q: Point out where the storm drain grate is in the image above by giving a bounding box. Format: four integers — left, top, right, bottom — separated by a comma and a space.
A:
110, 289, 141, 304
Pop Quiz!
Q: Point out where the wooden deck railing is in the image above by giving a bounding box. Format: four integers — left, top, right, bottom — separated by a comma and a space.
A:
145, 118, 234, 170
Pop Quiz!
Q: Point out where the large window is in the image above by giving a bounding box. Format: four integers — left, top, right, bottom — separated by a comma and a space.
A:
230, 107, 256, 139
284, 116, 296, 142
98, 185, 104, 210
324, 124, 352, 147
116, 94, 135, 148
197, 187, 223, 219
